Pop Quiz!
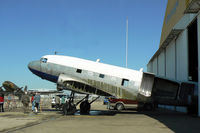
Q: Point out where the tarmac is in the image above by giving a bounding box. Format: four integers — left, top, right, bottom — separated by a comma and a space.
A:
0, 102, 200, 133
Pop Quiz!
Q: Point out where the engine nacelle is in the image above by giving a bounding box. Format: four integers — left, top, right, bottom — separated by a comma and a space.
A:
57, 74, 74, 91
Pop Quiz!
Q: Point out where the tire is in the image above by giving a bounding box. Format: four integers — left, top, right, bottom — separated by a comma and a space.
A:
51, 104, 55, 108
63, 102, 76, 115
68, 104, 76, 115
63, 102, 70, 115
80, 100, 91, 114
115, 103, 124, 111
144, 103, 153, 111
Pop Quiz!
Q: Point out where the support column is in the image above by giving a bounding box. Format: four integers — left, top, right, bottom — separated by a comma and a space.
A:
197, 14, 200, 117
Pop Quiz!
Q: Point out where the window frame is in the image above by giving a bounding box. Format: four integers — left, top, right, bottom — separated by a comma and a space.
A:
40, 58, 48, 63
99, 74, 105, 78
76, 69, 82, 73
121, 79, 129, 87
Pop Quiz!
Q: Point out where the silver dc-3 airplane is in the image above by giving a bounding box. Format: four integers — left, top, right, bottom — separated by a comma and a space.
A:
28, 55, 148, 114
28, 55, 197, 115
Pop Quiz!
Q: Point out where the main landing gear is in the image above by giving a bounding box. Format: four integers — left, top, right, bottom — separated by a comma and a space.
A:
62, 92, 100, 115
80, 95, 91, 114
63, 92, 76, 115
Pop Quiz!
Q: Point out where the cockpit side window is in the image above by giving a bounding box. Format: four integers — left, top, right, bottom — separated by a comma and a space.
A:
40, 58, 48, 63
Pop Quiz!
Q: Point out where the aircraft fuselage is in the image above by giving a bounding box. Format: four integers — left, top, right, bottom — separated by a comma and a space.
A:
28, 55, 144, 100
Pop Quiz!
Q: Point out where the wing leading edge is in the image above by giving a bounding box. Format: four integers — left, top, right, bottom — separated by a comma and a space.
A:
57, 74, 111, 96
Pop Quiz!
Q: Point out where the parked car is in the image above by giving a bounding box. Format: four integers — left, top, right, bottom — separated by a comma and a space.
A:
108, 97, 138, 111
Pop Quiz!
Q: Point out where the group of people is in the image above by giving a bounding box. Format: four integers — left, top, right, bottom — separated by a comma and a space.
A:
0, 92, 41, 113
0, 93, 14, 112
31, 92, 41, 113
21, 92, 41, 113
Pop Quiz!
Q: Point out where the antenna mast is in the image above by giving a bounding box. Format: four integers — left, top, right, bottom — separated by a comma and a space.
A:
126, 16, 128, 68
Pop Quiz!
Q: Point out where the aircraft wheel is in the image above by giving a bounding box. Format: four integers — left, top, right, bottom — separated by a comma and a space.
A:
115, 103, 124, 111
62, 102, 69, 115
68, 103, 76, 115
63, 102, 76, 115
80, 100, 91, 114
144, 103, 153, 111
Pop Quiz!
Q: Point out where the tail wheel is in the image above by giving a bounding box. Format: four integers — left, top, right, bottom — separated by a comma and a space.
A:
115, 103, 124, 111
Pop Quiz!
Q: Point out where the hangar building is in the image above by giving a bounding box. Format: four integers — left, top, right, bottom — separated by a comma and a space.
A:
147, 0, 200, 116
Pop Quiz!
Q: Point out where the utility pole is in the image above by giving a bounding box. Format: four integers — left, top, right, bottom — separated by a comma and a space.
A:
126, 16, 128, 68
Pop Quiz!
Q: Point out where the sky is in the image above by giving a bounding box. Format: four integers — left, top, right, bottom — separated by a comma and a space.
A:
0, 0, 168, 90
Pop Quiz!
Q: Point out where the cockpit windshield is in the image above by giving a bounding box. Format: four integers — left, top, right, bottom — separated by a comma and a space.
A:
40, 58, 48, 63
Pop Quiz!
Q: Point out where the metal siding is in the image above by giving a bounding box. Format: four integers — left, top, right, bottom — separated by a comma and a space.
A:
158, 52, 165, 77
166, 40, 176, 79
176, 30, 188, 81
147, 62, 153, 73
152, 57, 158, 75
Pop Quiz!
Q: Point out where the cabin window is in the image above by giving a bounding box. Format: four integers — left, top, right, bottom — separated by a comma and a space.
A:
76, 69, 82, 73
121, 79, 129, 87
40, 58, 48, 63
99, 74, 105, 78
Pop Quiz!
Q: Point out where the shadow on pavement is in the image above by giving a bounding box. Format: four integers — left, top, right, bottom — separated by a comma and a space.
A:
41, 108, 200, 133
117, 109, 200, 133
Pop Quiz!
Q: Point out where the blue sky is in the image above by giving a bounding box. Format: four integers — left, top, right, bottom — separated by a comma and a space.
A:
0, 0, 167, 90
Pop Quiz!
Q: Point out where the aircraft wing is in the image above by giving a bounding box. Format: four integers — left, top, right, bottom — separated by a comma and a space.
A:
57, 74, 111, 96
28, 90, 63, 95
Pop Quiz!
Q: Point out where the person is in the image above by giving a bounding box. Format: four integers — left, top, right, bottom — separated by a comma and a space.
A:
0, 93, 4, 112
55, 95, 60, 110
107, 97, 110, 109
21, 91, 30, 113
7, 94, 11, 110
52, 97, 56, 108
31, 93, 35, 112
61, 96, 65, 106
34, 93, 41, 113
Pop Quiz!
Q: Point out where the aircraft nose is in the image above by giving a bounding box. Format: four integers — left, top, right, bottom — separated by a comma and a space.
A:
28, 61, 41, 72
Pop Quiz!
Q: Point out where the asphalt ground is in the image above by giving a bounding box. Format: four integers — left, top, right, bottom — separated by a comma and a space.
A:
0, 102, 200, 133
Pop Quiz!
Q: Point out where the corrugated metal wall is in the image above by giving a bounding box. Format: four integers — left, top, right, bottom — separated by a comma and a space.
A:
152, 57, 158, 75
166, 40, 176, 79
176, 30, 188, 81
147, 62, 153, 73
158, 51, 165, 77
147, 29, 188, 81
147, 1, 200, 116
